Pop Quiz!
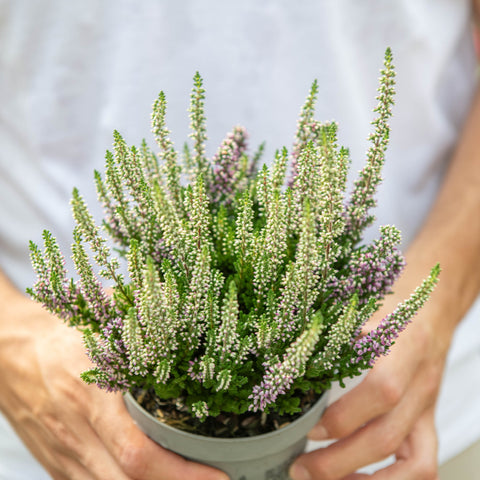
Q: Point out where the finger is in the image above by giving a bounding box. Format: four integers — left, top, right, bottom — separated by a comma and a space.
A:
53, 417, 131, 480
47, 454, 97, 480
309, 320, 431, 442
308, 374, 403, 440
292, 369, 433, 480
365, 409, 439, 480
13, 422, 98, 480
309, 355, 413, 441
90, 392, 229, 480
16, 397, 130, 480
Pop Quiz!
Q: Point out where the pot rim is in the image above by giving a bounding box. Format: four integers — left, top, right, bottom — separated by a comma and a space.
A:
124, 390, 329, 445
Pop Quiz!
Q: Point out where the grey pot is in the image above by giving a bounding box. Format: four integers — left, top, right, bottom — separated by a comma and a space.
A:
124, 391, 328, 480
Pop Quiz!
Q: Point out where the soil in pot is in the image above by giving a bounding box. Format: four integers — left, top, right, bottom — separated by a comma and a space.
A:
131, 387, 323, 438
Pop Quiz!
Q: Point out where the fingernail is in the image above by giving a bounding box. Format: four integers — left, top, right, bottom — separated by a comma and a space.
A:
214, 472, 230, 480
289, 462, 312, 480
307, 423, 328, 440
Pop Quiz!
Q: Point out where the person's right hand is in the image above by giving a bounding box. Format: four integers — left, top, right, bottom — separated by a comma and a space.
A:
0, 291, 228, 480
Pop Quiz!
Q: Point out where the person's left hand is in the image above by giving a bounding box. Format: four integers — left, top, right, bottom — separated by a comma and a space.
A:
289, 279, 451, 480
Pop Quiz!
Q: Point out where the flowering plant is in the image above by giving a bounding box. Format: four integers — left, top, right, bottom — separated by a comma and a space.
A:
28, 49, 438, 436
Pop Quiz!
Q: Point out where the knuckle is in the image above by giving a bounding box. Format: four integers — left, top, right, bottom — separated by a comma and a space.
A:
42, 413, 79, 454
320, 407, 344, 438
117, 438, 148, 477
377, 377, 403, 409
57, 377, 89, 409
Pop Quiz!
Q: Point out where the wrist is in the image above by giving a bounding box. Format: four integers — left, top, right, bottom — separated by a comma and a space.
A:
403, 250, 477, 338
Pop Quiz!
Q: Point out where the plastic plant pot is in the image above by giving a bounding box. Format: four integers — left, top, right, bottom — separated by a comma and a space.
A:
124, 391, 329, 480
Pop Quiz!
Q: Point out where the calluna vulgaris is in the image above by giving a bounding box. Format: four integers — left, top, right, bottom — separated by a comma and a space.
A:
28, 49, 439, 425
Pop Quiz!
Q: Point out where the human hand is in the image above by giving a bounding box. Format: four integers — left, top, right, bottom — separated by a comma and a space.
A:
0, 293, 228, 480
289, 278, 451, 480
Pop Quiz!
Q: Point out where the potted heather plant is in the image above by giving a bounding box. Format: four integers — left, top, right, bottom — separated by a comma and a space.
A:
28, 49, 439, 480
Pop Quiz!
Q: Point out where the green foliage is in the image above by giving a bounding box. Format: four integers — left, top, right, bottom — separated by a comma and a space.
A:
28, 49, 439, 426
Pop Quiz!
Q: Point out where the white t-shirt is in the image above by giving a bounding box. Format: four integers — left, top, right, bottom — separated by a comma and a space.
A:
0, 0, 478, 477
